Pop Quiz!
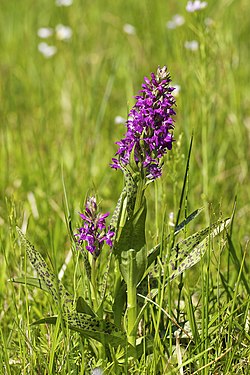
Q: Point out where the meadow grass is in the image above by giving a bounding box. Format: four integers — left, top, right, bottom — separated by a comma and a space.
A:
0, 0, 249, 373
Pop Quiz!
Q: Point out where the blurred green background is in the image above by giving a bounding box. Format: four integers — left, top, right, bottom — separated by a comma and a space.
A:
0, 0, 249, 305
1, 0, 250, 372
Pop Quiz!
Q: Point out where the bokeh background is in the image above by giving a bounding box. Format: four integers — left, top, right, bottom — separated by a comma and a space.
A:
1, 0, 250, 273
0, 0, 249, 369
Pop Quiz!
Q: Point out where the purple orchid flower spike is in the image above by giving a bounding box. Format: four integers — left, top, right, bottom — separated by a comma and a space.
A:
75, 196, 114, 258
111, 66, 176, 180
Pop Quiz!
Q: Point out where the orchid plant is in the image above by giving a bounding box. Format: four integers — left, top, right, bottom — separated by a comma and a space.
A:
14, 66, 230, 363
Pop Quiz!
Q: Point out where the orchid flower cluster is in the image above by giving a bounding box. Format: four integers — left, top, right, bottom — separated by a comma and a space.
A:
76, 66, 176, 256
111, 66, 176, 180
75, 197, 114, 258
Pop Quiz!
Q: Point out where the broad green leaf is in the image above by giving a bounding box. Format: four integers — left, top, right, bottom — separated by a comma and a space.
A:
128, 143, 140, 174
31, 316, 58, 326
32, 313, 127, 348
115, 200, 147, 284
10, 277, 50, 293
168, 219, 231, 277
66, 312, 127, 348
110, 187, 126, 229
123, 165, 137, 218
113, 280, 126, 328
140, 218, 231, 301
115, 199, 147, 255
76, 297, 95, 317
111, 164, 141, 249
134, 245, 147, 285
78, 247, 91, 281
146, 207, 204, 269
113, 215, 132, 257
16, 227, 74, 313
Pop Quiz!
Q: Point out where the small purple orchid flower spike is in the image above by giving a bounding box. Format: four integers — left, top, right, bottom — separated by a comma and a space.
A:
75, 196, 114, 258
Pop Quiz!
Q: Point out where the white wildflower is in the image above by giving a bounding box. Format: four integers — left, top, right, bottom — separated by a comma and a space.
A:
169, 212, 175, 227
184, 40, 199, 51
172, 84, 181, 97
91, 368, 103, 375
55, 0, 73, 6
123, 23, 136, 35
166, 14, 185, 29
55, 24, 73, 40
114, 116, 126, 124
204, 17, 214, 27
38, 42, 57, 58
37, 27, 53, 39
166, 21, 176, 30
186, 0, 207, 12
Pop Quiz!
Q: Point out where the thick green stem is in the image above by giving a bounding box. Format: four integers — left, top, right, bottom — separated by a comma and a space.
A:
91, 257, 106, 358
91, 257, 99, 312
127, 249, 137, 351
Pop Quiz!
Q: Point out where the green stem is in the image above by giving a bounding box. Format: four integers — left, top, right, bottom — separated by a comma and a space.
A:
91, 257, 106, 358
91, 257, 99, 312
127, 249, 137, 352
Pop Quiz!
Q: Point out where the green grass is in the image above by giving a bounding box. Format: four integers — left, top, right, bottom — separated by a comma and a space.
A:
0, 0, 250, 373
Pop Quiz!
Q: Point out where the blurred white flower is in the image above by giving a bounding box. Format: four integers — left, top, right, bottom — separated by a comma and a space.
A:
91, 368, 103, 375
123, 23, 136, 35
38, 42, 57, 58
55, 24, 73, 40
37, 27, 53, 39
169, 212, 175, 227
184, 40, 199, 51
166, 21, 176, 30
166, 14, 185, 29
186, 0, 207, 12
114, 116, 126, 124
55, 0, 73, 6
204, 17, 214, 27
172, 84, 181, 97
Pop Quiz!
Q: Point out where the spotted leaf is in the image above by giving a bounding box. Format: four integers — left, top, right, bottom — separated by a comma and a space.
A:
16, 227, 74, 313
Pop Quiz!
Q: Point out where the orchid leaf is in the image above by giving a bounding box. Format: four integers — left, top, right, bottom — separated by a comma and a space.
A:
110, 187, 126, 230
16, 227, 74, 313
10, 277, 50, 293
113, 279, 126, 328
76, 296, 95, 317
123, 164, 137, 218
142, 218, 231, 302
167, 218, 231, 282
146, 207, 204, 269
116, 199, 147, 284
31, 316, 58, 326
66, 312, 127, 348
115, 198, 147, 255
32, 313, 126, 348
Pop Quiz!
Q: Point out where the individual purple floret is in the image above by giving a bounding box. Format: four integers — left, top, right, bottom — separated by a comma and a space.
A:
111, 66, 176, 180
75, 197, 114, 257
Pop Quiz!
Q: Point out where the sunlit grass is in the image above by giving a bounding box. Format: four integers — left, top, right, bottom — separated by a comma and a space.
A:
0, 0, 249, 373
